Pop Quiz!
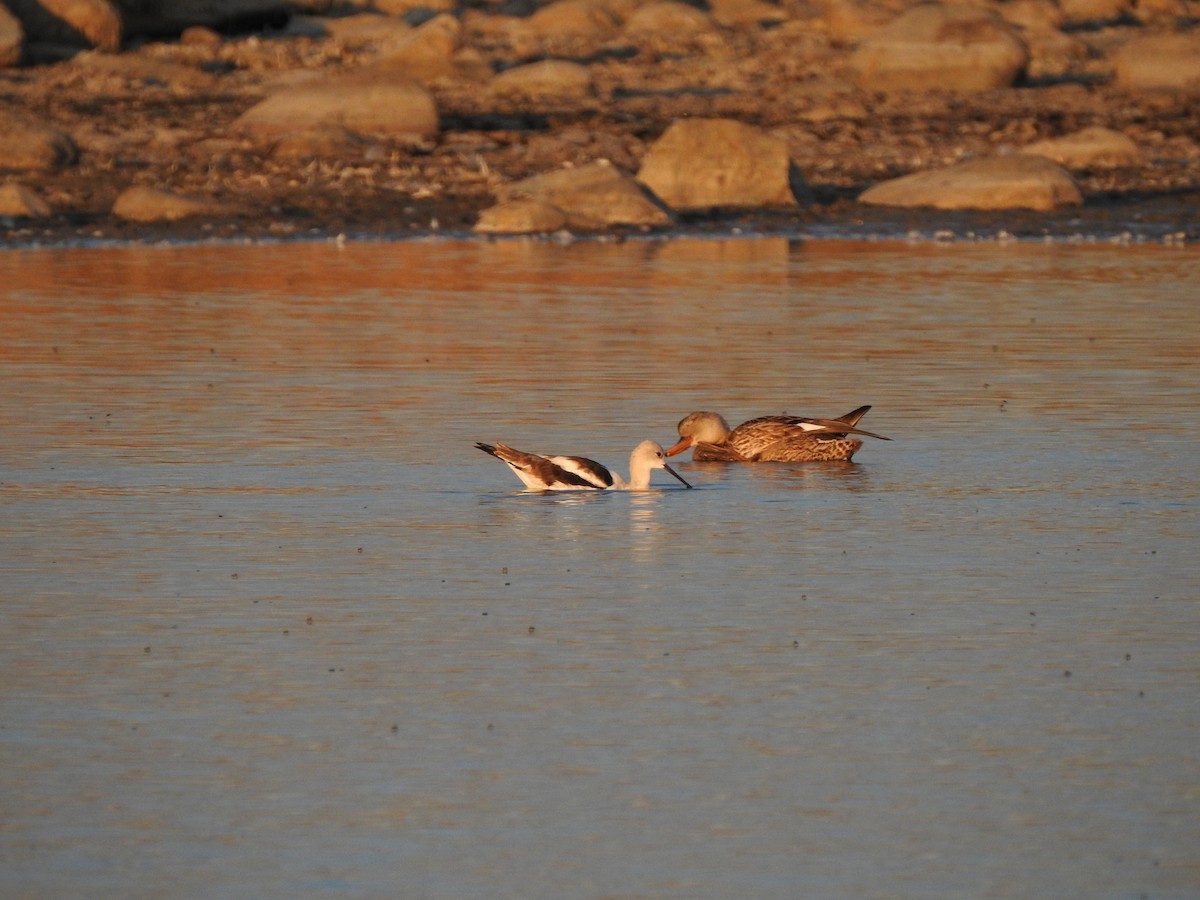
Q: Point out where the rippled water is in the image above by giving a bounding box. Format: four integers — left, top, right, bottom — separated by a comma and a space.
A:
2, 238, 1198, 898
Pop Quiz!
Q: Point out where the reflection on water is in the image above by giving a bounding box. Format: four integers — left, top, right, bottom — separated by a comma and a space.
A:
1, 239, 1198, 899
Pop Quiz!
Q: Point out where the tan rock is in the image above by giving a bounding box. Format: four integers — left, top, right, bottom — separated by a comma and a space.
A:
112, 185, 232, 222
1, 5, 24, 67
0, 182, 52, 217
474, 199, 571, 234
179, 25, 222, 46
1058, 0, 1132, 24
624, 1, 716, 37
708, 0, 788, 28
997, 0, 1066, 32
0, 116, 78, 171
526, 0, 619, 38
1022, 27, 1088, 81
591, 0, 641, 21
460, 11, 540, 59
848, 4, 1029, 92
859, 155, 1082, 210
267, 124, 372, 160
373, 13, 461, 82
790, 79, 869, 122
305, 12, 411, 45
72, 50, 217, 90
374, 0, 454, 14
822, 0, 897, 43
637, 118, 796, 210
498, 160, 672, 229
9, 0, 121, 51
487, 60, 594, 104
1021, 126, 1142, 168
1132, 0, 1191, 22
1113, 33, 1200, 90
234, 74, 439, 142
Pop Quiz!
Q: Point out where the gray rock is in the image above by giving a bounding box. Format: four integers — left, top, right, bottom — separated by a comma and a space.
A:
497, 160, 672, 229
859, 155, 1082, 211
848, 4, 1029, 92
637, 118, 797, 211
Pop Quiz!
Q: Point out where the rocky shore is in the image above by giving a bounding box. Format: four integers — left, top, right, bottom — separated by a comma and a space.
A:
1, 0, 1198, 246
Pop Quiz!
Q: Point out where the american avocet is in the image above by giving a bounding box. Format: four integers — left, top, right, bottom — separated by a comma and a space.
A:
666, 406, 890, 463
475, 439, 692, 491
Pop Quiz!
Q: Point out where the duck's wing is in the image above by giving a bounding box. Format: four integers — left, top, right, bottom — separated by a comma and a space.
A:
726, 411, 888, 461
476, 442, 610, 490
785, 416, 890, 441
691, 441, 751, 463
754, 435, 864, 462
726, 416, 809, 459
834, 405, 871, 428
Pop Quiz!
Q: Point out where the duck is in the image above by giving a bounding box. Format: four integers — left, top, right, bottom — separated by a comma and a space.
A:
666, 405, 890, 462
476, 439, 693, 491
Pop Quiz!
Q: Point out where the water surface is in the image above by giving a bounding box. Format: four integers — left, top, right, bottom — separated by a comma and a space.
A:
1, 238, 1197, 898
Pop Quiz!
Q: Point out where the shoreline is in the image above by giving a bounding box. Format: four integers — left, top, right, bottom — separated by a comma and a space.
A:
2, 2, 1199, 250
4, 196, 1195, 250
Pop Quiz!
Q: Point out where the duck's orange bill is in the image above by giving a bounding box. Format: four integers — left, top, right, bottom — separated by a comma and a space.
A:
664, 437, 693, 457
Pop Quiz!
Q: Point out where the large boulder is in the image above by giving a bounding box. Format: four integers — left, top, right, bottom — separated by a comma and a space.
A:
637, 118, 797, 210
859, 155, 1082, 211
1113, 33, 1200, 91
1020, 126, 1142, 169
490, 160, 672, 230
8, 0, 121, 51
848, 4, 1029, 92
234, 74, 439, 142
